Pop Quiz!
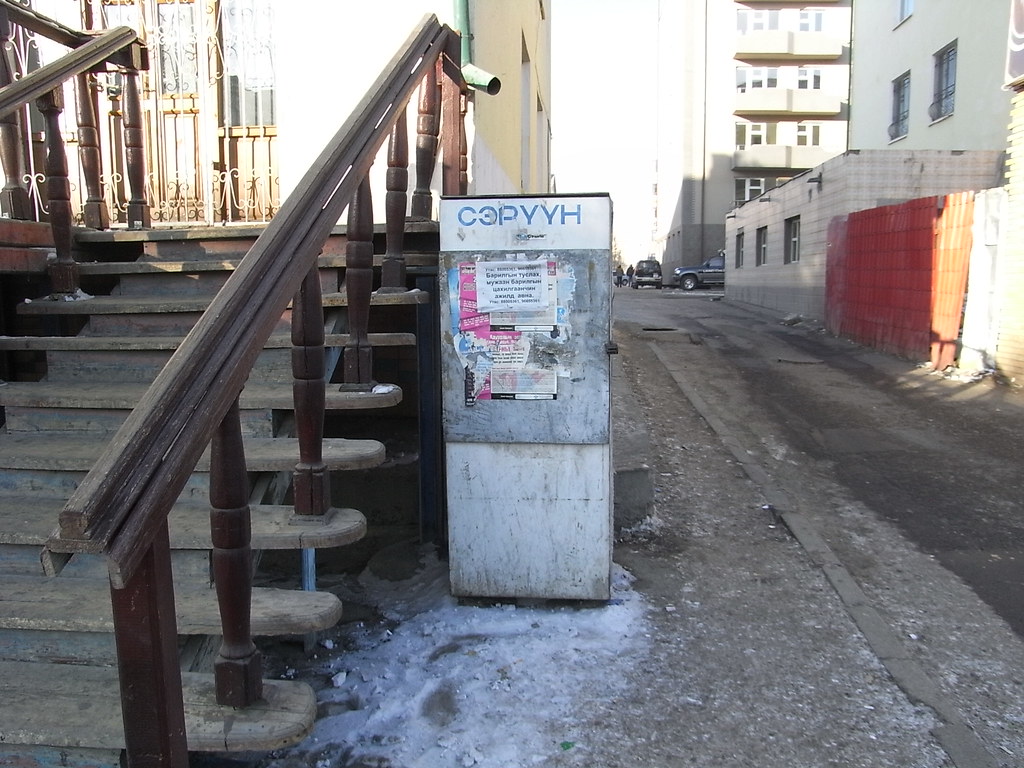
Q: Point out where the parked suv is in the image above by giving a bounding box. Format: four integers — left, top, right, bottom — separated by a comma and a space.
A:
631, 259, 663, 289
674, 252, 725, 290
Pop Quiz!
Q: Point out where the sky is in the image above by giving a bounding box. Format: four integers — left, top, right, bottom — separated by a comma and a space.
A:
549, 0, 662, 263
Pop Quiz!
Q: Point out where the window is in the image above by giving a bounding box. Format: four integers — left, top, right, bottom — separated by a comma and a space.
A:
898, 0, 913, 22
736, 67, 779, 93
799, 10, 824, 32
784, 216, 801, 263
930, 42, 956, 120
755, 226, 768, 267
735, 122, 777, 149
889, 72, 910, 139
735, 177, 766, 203
737, 9, 780, 33
735, 230, 745, 269
797, 67, 822, 90
796, 122, 822, 146
220, 0, 277, 127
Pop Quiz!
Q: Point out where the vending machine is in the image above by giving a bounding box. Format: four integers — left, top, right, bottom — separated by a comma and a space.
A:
438, 194, 613, 600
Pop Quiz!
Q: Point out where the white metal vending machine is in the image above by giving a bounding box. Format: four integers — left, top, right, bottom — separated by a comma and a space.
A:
438, 194, 613, 600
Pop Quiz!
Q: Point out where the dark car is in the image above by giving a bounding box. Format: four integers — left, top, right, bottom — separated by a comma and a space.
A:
631, 259, 663, 289
674, 252, 725, 290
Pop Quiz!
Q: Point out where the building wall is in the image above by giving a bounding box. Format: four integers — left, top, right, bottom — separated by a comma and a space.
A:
724, 150, 1006, 321
849, 0, 1012, 151
999, 89, 1024, 382
274, 1, 550, 212
658, 0, 851, 278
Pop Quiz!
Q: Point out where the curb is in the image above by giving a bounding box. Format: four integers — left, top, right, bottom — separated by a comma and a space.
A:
647, 340, 1001, 768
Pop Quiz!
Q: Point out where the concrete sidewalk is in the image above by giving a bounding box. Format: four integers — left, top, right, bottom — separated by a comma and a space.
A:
605, 309, 1021, 768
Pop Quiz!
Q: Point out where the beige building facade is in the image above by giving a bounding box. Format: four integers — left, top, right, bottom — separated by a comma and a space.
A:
848, 0, 1012, 151
277, 0, 552, 212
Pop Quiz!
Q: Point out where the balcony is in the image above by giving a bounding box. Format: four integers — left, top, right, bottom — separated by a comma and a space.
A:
734, 88, 844, 118
732, 144, 838, 171
735, 30, 844, 62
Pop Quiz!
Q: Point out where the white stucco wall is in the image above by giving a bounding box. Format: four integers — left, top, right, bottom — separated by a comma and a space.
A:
849, 0, 1012, 150
272, 1, 550, 217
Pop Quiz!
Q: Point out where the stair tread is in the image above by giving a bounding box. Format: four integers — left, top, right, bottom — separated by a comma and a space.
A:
0, 331, 417, 350
75, 251, 437, 274
0, 432, 386, 472
0, 575, 342, 635
0, 661, 314, 752
0, 381, 402, 411
17, 288, 429, 314
0, 494, 366, 550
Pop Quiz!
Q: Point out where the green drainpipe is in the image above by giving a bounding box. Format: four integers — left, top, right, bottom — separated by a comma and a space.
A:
454, 0, 501, 95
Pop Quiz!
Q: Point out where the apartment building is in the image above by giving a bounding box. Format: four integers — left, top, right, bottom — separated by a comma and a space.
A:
655, 0, 851, 275
848, 0, 1012, 151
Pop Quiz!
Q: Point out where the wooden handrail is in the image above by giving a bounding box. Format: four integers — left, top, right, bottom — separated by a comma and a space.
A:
0, 25, 142, 119
51, 12, 461, 586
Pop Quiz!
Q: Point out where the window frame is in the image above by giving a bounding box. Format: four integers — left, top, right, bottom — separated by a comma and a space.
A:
796, 122, 822, 146
784, 216, 801, 264
735, 229, 745, 269
735, 177, 766, 204
797, 67, 822, 91
889, 71, 910, 140
755, 226, 768, 267
799, 10, 824, 32
930, 42, 956, 121
736, 66, 780, 93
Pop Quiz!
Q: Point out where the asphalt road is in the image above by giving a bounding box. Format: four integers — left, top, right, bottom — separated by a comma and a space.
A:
614, 286, 1024, 640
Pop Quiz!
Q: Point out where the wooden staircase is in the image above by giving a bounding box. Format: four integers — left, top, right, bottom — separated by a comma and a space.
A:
0, 224, 435, 764
0, 9, 463, 763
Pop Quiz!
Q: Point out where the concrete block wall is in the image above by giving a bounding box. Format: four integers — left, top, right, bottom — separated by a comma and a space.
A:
724, 149, 1005, 323
999, 89, 1024, 384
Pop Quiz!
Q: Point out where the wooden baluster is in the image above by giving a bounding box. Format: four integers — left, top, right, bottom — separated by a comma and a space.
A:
459, 92, 468, 195
292, 265, 328, 517
76, 72, 110, 229
36, 88, 77, 296
440, 45, 463, 197
210, 399, 263, 707
410, 63, 439, 219
379, 108, 408, 293
343, 177, 374, 387
0, 11, 30, 220
123, 68, 151, 229
110, 521, 189, 768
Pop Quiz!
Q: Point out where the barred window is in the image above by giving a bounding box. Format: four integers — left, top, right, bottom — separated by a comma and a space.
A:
930, 42, 956, 121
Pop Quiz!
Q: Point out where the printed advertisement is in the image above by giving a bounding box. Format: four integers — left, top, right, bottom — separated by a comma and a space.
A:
451, 258, 570, 404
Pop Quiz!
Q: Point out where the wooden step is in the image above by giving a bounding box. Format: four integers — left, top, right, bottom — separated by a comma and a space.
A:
0, 380, 402, 411
74, 250, 439, 274
0, 331, 417, 351
0, 494, 366, 551
0, 575, 342, 635
16, 288, 430, 315
0, 661, 314, 751
0, 432, 386, 472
